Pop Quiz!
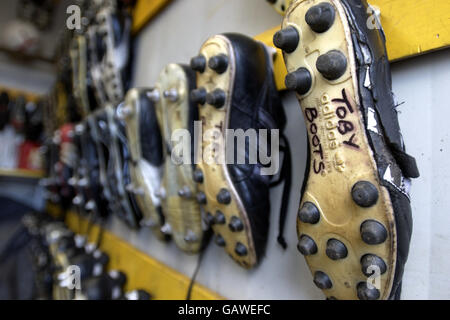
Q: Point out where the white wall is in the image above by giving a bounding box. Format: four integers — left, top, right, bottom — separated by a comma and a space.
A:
106, 0, 450, 299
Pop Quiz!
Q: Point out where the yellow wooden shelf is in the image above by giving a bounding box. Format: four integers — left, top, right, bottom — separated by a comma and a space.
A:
0, 86, 42, 103
47, 203, 222, 300
0, 169, 45, 179
132, 0, 173, 34
256, 0, 450, 90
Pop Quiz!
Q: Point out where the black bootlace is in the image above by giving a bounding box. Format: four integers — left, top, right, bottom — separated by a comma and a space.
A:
269, 134, 292, 250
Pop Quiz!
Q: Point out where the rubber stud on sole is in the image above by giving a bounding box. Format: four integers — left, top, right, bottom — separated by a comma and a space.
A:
190, 55, 206, 73
196, 192, 207, 205
316, 50, 348, 80
273, 26, 299, 53
313, 271, 333, 290
215, 234, 226, 247
352, 181, 379, 207
297, 235, 318, 256
217, 188, 231, 204
360, 220, 388, 245
298, 202, 320, 224
285, 68, 312, 95
361, 254, 387, 277
235, 242, 248, 257
326, 239, 348, 260
193, 169, 204, 183
191, 88, 207, 105
214, 210, 226, 225
228, 216, 244, 232
357, 282, 380, 300
206, 89, 226, 108
305, 2, 336, 33
208, 54, 229, 74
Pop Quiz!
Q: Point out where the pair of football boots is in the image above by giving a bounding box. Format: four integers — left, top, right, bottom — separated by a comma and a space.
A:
120, 64, 204, 252
270, 0, 419, 300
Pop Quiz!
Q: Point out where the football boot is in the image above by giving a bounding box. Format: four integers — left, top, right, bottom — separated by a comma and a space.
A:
152, 63, 204, 253
190, 33, 290, 268
275, 0, 419, 299
120, 88, 167, 240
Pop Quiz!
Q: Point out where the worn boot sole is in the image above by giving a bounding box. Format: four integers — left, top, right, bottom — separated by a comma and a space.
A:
193, 35, 258, 268
281, 0, 397, 299
96, 6, 130, 104
153, 63, 203, 254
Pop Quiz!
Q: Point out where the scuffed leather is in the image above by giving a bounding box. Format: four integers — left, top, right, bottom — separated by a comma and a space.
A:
82, 125, 109, 218
223, 33, 287, 260
341, 0, 418, 299
138, 93, 164, 167
116, 120, 144, 224
180, 64, 199, 167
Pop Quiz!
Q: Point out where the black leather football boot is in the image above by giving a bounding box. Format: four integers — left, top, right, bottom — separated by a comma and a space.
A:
85, 112, 118, 216
73, 122, 110, 219
41, 136, 61, 204
275, 0, 419, 299
115, 111, 145, 226
68, 124, 87, 214
95, 1, 132, 106
191, 33, 290, 268
120, 88, 167, 240
94, 106, 140, 228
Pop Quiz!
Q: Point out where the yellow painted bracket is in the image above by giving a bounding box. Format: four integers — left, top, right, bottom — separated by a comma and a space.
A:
47, 203, 222, 300
257, 0, 450, 90
132, 0, 173, 34
0, 169, 45, 179
0, 86, 42, 102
